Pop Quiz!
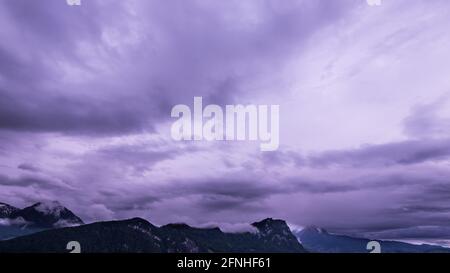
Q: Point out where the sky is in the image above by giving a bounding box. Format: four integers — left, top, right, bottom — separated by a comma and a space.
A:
1, 0, 450, 244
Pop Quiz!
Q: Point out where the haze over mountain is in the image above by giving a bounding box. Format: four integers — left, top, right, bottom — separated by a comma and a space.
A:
294, 227, 450, 253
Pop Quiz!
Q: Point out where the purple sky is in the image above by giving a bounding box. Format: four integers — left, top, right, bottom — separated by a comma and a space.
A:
1, 0, 450, 244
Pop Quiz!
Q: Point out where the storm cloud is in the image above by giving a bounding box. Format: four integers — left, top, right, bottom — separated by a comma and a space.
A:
1, 0, 450, 244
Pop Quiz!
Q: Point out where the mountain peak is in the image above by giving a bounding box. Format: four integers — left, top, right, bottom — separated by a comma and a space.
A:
162, 223, 192, 229
0, 202, 19, 218
249, 218, 306, 252
14, 200, 84, 228
252, 217, 286, 225
252, 218, 290, 234
30, 201, 64, 216
0, 200, 84, 240
122, 217, 154, 227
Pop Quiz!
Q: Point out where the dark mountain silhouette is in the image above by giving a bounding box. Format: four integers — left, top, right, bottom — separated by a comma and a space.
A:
295, 226, 450, 253
0, 217, 306, 253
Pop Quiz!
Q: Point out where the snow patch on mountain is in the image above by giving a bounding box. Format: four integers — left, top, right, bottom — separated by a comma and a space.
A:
0, 202, 19, 218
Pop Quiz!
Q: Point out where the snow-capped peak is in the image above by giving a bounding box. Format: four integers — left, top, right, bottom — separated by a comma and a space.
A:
16, 201, 85, 228
0, 202, 19, 218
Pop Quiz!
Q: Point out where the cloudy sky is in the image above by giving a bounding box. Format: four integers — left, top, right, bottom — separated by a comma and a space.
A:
1, 0, 450, 244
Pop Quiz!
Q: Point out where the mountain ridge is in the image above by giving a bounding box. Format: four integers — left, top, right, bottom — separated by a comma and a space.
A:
2, 200, 450, 253
0, 216, 306, 253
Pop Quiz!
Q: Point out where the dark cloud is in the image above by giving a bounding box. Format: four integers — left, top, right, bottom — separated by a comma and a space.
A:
94, 144, 179, 171
0, 93, 157, 134
308, 138, 450, 167
101, 194, 160, 212
194, 195, 265, 212
365, 226, 450, 240
17, 163, 41, 173
403, 95, 450, 139
288, 178, 357, 194
0, 0, 351, 135
260, 150, 306, 167
257, 137, 450, 169
180, 178, 279, 200
0, 174, 68, 189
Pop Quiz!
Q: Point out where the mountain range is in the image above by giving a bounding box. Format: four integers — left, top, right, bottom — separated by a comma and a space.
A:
1, 200, 449, 253
0, 216, 305, 253
295, 226, 450, 253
